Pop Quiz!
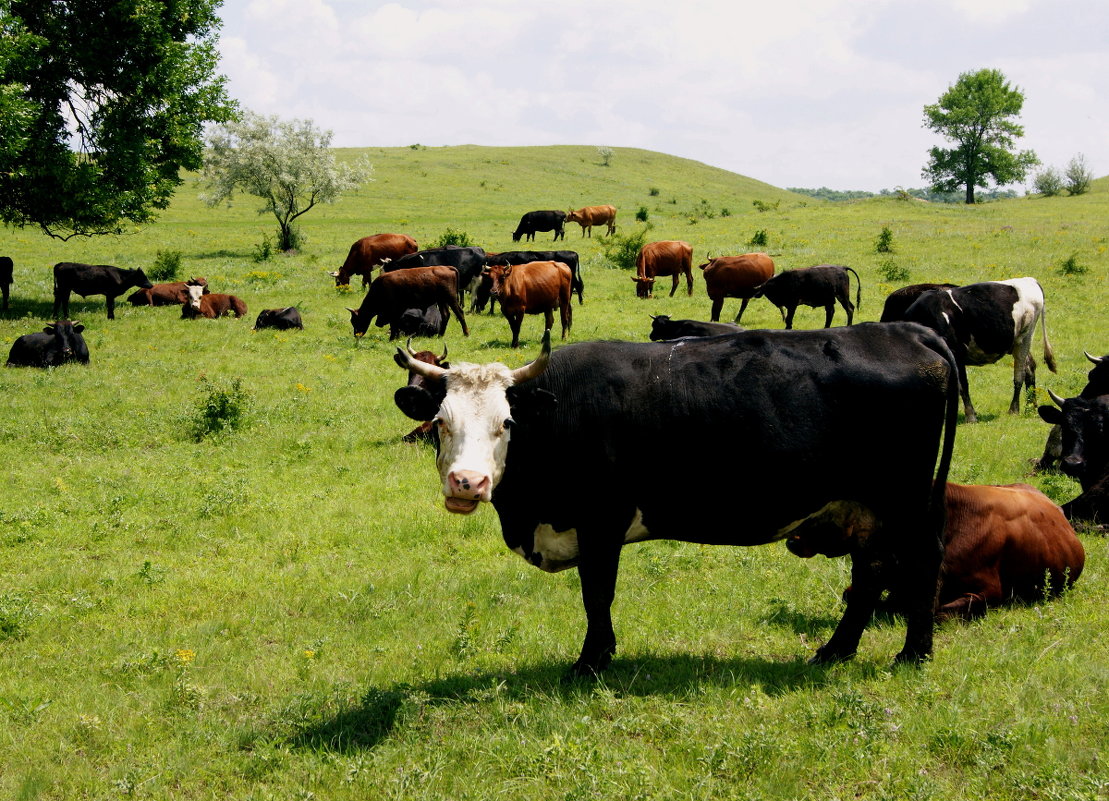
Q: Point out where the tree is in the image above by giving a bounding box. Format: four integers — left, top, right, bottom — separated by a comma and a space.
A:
1064, 153, 1093, 195
922, 68, 1038, 204
0, 0, 236, 239
202, 111, 372, 252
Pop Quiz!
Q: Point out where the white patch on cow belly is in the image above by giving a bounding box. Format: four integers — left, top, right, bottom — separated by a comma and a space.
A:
624, 509, 651, 543
533, 524, 580, 572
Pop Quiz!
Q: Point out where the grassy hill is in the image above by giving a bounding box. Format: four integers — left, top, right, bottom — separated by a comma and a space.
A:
0, 146, 1107, 800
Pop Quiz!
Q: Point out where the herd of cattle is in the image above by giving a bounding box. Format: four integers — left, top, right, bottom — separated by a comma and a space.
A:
2, 202, 1106, 677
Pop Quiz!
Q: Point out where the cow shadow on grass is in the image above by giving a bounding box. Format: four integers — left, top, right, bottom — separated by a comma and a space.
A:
1, 298, 68, 322
285, 648, 888, 755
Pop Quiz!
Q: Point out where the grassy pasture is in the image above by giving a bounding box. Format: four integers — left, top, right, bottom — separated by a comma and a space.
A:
0, 145, 1107, 800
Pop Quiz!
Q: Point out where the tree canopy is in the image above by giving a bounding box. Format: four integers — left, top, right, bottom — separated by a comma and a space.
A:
201, 111, 372, 251
0, 0, 237, 239
922, 68, 1038, 204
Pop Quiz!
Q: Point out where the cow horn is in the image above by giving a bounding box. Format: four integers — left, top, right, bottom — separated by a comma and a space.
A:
1048, 388, 1067, 408
439, 344, 448, 362
397, 346, 449, 381
510, 330, 551, 384
405, 339, 419, 357
1085, 351, 1103, 365
649, 314, 658, 320
328, 271, 339, 277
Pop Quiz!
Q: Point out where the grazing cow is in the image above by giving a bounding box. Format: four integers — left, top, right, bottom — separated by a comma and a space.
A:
513, 210, 566, 242
253, 307, 303, 330
384, 245, 487, 305
395, 323, 959, 675
879, 282, 958, 323
181, 285, 247, 319
700, 253, 775, 323
484, 250, 584, 306
395, 305, 447, 338
1037, 351, 1109, 471
52, 262, 153, 320
7, 320, 89, 367
0, 255, 12, 310
127, 277, 209, 307
487, 260, 572, 347
1039, 391, 1109, 523
633, 240, 693, 299
566, 205, 617, 237
648, 315, 742, 341
897, 277, 1056, 423
394, 343, 450, 443
753, 264, 861, 329
785, 483, 1084, 620
330, 233, 418, 287
349, 265, 469, 340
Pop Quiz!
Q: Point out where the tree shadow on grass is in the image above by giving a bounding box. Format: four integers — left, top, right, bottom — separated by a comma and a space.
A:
285, 648, 881, 755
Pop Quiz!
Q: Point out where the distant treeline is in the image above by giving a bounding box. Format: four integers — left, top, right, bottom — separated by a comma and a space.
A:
788, 186, 1021, 203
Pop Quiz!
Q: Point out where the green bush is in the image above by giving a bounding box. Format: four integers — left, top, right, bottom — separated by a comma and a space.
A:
432, 227, 475, 248
252, 233, 274, 263
1033, 167, 1064, 197
748, 229, 769, 248
635, 206, 649, 222
875, 226, 894, 253
1059, 252, 1086, 276
188, 376, 253, 441
878, 259, 910, 282
598, 224, 652, 270
1065, 154, 1092, 196
149, 249, 183, 281
648, 186, 660, 196
752, 199, 780, 213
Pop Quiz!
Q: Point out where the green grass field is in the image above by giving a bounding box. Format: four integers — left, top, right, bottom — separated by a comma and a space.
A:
1, 145, 1107, 800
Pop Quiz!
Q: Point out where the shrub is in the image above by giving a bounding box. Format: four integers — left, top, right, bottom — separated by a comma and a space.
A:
149, 249, 183, 281
752, 199, 780, 213
648, 187, 660, 197
748, 229, 768, 248
597, 146, 614, 167
252, 233, 274, 263
720, 207, 731, 217
635, 206, 649, 222
1059, 252, 1086, 276
1065, 154, 1092, 196
432, 227, 475, 248
875, 226, 894, 254
1033, 167, 1064, 197
598, 224, 652, 270
189, 376, 253, 441
878, 259, 910, 282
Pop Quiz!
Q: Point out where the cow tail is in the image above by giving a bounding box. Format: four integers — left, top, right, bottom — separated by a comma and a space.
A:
848, 267, 862, 311
1039, 291, 1057, 373
931, 342, 960, 545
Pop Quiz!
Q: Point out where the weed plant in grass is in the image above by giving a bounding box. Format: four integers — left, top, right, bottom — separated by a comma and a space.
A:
0, 145, 1106, 799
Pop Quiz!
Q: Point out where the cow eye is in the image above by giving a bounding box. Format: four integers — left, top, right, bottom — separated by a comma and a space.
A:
435, 418, 450, 435
503, 418, 515, 431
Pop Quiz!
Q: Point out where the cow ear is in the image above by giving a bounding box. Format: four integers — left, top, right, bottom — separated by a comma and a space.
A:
1038, 405, 1063, 425
394, 386, 441, 421
506, 385, 557, 424
72, 323, 84, 333
43, 324, 55, 334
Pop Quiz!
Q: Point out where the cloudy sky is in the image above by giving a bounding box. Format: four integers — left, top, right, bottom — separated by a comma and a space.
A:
216, 0, 1108, 192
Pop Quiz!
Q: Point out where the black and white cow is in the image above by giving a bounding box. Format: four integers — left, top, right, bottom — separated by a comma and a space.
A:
396, 324, 959, 676
753, 264, 861, 329
647, 315, 743, 341
1039, 390, 1109, 524
7, 320, 90, 367
1037, 352, 1109, 471
513, 210, 567, 242
895, 277, 1056, 423
52, 262, 153, 320
253, 307, 303, 330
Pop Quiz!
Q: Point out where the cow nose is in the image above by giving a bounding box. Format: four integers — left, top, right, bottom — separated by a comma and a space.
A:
448, 470, 490, 499
1061, 455, 1085, 476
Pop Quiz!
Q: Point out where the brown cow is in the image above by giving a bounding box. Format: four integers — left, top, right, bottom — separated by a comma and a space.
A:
128, 277, 209, 306
330, 233, 418, 287
565, 205, 616, 237
700, 253, 775, 322
633, 240, 693, 299
182, 284, 247, 319
785, 483, 1084, 620
348, 265, 469, 340
487, 260, 572, 348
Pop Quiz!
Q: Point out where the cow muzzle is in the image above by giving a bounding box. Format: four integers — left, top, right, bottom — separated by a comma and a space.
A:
444, 469, 491, 514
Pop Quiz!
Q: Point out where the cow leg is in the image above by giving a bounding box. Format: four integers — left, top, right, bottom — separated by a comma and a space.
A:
105, 296, 116, 320
446, 296, 469, 337
842, 298, 854, 326
1036, 425, 1063, 471
937, 593, 988, 621
734, 298, 750, 325
53, 289, 67, 320
811, 559, 882, 663
823, 304, 835, 328
507, 314, 523, 348
957, 363, 977, 423
2, 285, 8, 310
560, 303, 571, 341
784, 305, 797, 330
1010, 353, 1037, 414
685, 270, 693, 297
669, 274, 679, 297
710, 297, 724, 322
571, 530, 623, 677
544, 309, 555, 340
893, 514, 943, 664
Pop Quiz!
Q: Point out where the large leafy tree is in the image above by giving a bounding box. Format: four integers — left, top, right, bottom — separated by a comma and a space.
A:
202, 111, 372, 252
922, 68, 1039, 204
0, 0, 236, 239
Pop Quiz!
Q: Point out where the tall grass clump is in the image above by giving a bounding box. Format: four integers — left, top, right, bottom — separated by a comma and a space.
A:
878, 259, 910, 282
149, 249, 183, 281
598, 224, 651, 270
188, 376, 253, 441
1059, 252, 1086, 276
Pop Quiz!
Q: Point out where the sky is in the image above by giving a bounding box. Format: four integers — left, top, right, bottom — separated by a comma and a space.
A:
215, 0, 1109, 192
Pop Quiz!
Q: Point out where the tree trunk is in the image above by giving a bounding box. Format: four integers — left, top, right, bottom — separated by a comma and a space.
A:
964, 184, 975, 204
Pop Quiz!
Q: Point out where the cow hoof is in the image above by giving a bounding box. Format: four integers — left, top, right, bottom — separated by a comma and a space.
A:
808, 648, 855, 666
892, 649, 930, 667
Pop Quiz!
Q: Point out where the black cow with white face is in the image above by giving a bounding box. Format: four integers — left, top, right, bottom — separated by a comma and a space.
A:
396, 323, 959, 676
483, 250, 584, 306
753, 264, 861, 329
384, 246, 487, 305
1036, 352, 1109, 471
7, 320, 90, 367
52, 262, 153, 320
895, 277, 1056, 423
513, 210, 566, 242
648, 315, 743, 341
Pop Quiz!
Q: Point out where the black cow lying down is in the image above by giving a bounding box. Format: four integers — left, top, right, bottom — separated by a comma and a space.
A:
253, 307, 303, 330
396, 323, 959, 676
7, 320, 90, 367
1037, 351, 1109, 472
1040, 389, 1109, 525
648, 314, 743, 341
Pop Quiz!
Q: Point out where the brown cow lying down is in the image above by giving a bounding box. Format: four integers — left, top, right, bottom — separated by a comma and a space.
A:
182, 284, 247, 319
128, 277, 209, 306
784, 483, 1084, 620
